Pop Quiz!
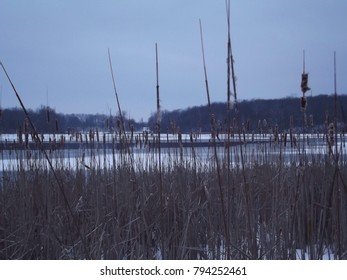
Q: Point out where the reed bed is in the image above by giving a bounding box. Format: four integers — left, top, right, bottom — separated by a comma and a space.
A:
2, 0, 346, 260
0, 132, 346, 260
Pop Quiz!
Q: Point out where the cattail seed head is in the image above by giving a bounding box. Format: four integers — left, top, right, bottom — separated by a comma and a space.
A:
300, 96, 307, 111
263, 119, 267, 128
55, 119, 59, 132
328, 122, 335, 145
46, 107, 50, 123
309, 114, 314, 127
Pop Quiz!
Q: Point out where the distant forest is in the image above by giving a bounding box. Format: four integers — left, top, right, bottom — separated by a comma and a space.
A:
0, 106, 145, 134
0, 94, 346, 134
148, 94, 347, 133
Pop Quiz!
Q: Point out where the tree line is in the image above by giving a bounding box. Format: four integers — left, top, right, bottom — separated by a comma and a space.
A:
0, 94, 346, 134
147, 94, 347, 133
0, 106, 144, 134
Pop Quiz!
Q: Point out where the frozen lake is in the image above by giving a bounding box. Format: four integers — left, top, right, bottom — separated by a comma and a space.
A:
0, 132, 346, 171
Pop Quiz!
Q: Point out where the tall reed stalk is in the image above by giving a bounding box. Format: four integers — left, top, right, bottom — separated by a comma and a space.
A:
155, 43, 165, 259
225, 2, 233, 259
224, 1, 257, 258
199, 19, 230, 257
107, 49, 136, 177
332, 51, 343, 258
0, 61, 90, 259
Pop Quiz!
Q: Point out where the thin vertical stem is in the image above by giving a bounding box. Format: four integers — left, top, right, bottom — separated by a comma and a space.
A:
108, 49, 136, 176
333, 51, 338, 159
225, 0, 232, 260
0, 61, 90, 259
301, 50, 307, 154
108, 49, 126, 136
303, 49, 306, 74
333, 51, 342, 259
155, 43, 164, 259
199, 19, 230, 258
226, 0, 232, 160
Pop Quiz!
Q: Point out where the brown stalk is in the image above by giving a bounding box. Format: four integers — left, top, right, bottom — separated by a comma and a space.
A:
0, 61, 90, 259
199, 19, 230, 258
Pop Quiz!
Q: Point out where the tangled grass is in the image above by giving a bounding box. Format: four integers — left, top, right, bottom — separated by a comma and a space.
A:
1, 136, 346, 260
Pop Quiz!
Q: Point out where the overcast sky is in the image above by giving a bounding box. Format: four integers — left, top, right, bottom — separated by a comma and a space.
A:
1, 0, 346, 121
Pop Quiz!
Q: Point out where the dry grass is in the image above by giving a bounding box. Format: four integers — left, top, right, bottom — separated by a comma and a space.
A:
0, 135, 346, 260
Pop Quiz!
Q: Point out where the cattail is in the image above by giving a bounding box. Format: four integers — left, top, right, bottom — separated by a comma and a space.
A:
263, 119, 267, 128
170, 120, 175, 135
328, 122, 335, 145
246, 120, 250, 132
233, 117, 237, 130
262, 119, 267, 135
304, 112, 308, 127
30, 132, 36, 143
216, 127, 220, 141
135, 135, 138, 147
144, 130, 148, 146
293, 135, 297, 147
274, 125, 279, 143
325, 111, 330, 126
130, 124, 134, 142
18, 126, 23, 144
300, 96, 307, 111
46, 107, 50, 123
309, 114, 314, 127
55, 119, 59, 132
289, 115, 294, 129
25, 133, 29, 149
242, 123, 246, 143
269, 135, 272, 147
177, 127, 182, 145
24, 118, 28, 133
24, 119, 29, 149
89, 129, 93, 142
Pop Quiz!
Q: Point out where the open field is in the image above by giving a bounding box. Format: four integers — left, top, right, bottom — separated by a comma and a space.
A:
0, 132, 346, 259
